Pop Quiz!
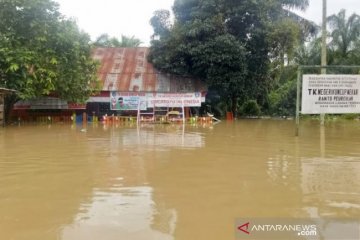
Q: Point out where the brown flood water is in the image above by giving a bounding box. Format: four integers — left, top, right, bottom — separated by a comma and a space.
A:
0, 120, 360, 240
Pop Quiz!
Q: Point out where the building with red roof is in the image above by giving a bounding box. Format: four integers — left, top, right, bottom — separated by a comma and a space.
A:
11, 47, 207, 122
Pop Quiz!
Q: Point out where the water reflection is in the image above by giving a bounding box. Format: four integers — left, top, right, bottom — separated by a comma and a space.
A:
61, 186, 176, 240
124, 124, 205, 149
300, 157, 360, 217
0, 120, 360, 239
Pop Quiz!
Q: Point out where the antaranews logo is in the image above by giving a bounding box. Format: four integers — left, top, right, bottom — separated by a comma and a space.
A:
235, 218, 321, 240
237, 222, 250, 235
236, 218, 360, 240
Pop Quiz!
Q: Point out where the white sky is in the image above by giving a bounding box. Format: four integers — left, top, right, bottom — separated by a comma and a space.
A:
293, 0, 360, 24
55, 0, 360, 46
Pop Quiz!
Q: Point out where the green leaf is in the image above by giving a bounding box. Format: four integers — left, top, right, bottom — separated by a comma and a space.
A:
50, 57, 58, 65
8, 63, 19, 72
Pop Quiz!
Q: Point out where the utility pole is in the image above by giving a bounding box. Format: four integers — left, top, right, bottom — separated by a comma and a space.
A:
320, 0, 327, 125
320, 0, 327, 157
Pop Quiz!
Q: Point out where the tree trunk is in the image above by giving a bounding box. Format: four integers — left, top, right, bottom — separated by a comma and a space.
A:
231, 96, 238, 119
4, 95, 18, 125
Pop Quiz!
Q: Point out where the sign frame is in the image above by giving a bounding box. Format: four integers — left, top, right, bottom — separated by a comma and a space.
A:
110, 91, 202, 110
295, 65, 360, 136
301, 74, 360, 114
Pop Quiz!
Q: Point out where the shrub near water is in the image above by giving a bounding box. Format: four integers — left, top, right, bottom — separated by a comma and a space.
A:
342, 114, 359, 120
240, 100, 261, 117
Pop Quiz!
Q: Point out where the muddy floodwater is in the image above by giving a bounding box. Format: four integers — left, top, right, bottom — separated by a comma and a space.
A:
1, 120, 360, 240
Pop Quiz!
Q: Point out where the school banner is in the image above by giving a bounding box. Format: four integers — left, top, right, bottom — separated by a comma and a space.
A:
110, 92, 202, 110
146, 92, 202, 108
302, 75, 360, 114
110, 92, 147, 110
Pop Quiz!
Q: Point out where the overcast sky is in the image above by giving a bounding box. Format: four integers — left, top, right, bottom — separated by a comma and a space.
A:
55, 0, 360, 46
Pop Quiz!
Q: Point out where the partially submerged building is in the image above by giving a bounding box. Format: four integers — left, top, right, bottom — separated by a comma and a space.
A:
11, 47, 207, 123
89, 47, 207, 121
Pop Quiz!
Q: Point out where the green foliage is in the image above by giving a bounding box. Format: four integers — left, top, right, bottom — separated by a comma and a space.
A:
149, 0, 311, 116
268, 65, 297, 116
0, 0, 99, 103
294, 37, 322, 65
269, 9, 360, 118
150, 10, 171, 40
294, 9, 360, 67
268, 19, 301, 65
240, 100, 261, 117
93, 34, 142, 47
327, 9, 360, 65
342, 114, 359, 120
268, 79, 297, 116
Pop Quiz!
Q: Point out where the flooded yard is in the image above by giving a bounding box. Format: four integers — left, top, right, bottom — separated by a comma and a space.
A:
0, 120, 360, 240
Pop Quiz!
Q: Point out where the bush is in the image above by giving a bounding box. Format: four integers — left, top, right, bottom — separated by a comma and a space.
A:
342, 114, 359, 120
240, 100, 261, 116
268, 79, 296, 117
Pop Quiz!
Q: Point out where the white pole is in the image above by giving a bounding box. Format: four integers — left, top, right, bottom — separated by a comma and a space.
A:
137, 100, 140, 124
320, 0, 327, 125
182, 99, 185, 123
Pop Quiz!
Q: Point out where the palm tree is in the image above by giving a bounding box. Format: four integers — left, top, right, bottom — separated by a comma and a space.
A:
281, 0, 309, 11
327, 9, 360, 62
294, 37, 322, 65
119, 35, 142, 47
93, 34, 142, 47
93, 34, 112, 47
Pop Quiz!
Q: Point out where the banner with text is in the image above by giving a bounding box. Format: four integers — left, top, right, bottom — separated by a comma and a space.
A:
110, 92, 147, 110
110, 92, 202, 110
146, 92, 202, 108
302, 75, 360, 114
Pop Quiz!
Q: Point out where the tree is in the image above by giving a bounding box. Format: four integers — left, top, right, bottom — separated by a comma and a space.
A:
294, 37, 322, 65
268, 9, 360, 117
150, 9, 171, 40
93, 34, 142, 47
0, 0, 99, 122
149, 0, 310, 116
296, 9, 360, 66
120, 35, 142, 47
327, 9, 360, 64
268, 19, 301, 67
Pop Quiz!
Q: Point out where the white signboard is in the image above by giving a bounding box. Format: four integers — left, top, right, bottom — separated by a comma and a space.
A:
147, 92, 202, 108
302, 75, 360, 114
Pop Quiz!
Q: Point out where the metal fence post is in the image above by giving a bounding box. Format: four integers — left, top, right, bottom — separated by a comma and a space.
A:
295, 67, 301, 136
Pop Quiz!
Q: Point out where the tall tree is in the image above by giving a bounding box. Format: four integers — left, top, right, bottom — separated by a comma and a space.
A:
149, 0, 310, 116
294, 37, 322, 65
327, 9, 360, 64
0, 0, 99, 121
150, 9, 171, 40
